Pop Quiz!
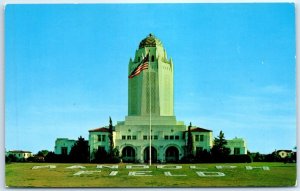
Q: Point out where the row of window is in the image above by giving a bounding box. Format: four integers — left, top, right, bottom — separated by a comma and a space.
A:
121, 135, 183, 140
121, 135, 161, 140
122, 135, 137, 140
144, 135, 158, 140
164, 135, 180, 140
97, 134, 205, 142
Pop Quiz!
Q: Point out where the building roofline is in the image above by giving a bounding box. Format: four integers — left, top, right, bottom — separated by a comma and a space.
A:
89, 127, 110, 132
8, 150, 32, 153
186, 127, 212, 132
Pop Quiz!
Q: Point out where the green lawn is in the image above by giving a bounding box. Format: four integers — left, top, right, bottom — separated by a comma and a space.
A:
5, 162, 296, 187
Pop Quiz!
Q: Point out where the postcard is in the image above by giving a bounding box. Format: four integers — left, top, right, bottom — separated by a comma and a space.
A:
4, 3, 296, 187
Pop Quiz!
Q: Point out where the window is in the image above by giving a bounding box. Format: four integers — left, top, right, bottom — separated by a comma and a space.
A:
234, 148, 241, 155
151, 55, 154, 62
154, 135, 158, 140
102, 135, 106, 142
200, 135, 204, 142
175, 135, 179, 140
143, 135, 147, 140
170, 136, 174, 140
195, 135, 199, 141
132, 136, 137, 140
138, 57, 140, 62
164, 136, 169, 140
98, 135, 102, 141
127, 135, 131, 140
150, 136, 153, 140
61, 147, 68, 155
122, 136, 126, 140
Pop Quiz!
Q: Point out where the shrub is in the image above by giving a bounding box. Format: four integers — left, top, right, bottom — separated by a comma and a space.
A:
195, 149, 212, 163
180, 155, 195, 163
226, 154, 252, 163
44, 152, 69, 163
109, 156, 121, 163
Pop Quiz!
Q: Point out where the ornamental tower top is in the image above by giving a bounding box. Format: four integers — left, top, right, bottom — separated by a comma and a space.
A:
128, 34, 174, 117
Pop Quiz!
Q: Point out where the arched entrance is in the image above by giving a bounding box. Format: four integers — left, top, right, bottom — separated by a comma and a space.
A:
165, 146, 179, 162
122, 146, 135, 162
144, 147, 157, 163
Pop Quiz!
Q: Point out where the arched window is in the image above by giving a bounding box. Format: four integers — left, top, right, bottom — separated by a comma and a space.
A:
151, 55, 154, 62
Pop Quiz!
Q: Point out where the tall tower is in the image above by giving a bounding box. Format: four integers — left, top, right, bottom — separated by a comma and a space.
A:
128, 34, 174, 117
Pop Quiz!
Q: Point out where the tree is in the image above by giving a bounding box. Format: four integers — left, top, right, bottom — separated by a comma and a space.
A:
91, 147, 120, 163
186, 122, 194, 160
108, 116, 114, 156
44, 152, 58, 163
195, 149, 212, 163
253, 152, 264, 162
106, 117, 121, 163
211, 131, 231, 162
36, 150, 49, 157
69, 136, 89, 163
6, 154, 17, 163
92, 148, 108, 163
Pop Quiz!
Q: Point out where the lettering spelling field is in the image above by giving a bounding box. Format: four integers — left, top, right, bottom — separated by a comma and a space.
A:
5, 163, 296, 187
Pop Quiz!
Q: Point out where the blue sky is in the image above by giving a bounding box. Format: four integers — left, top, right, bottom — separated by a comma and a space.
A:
5, 3, 295, 154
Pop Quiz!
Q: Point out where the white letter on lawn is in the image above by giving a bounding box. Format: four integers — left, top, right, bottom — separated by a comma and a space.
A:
128, 171, 153, 176
73, 170, 101, 176
196, 171, 225, 177
97, 165, 118, 169
216, 166, 237, 169
32, 165, 56, 169
190, 166, 208, 170
157, 165, 182, 169
164, 171, 187, 176
245, 166, 270, 171
66, 165, 86, 169
126, 165, 149, 169
109, 171, 119, 176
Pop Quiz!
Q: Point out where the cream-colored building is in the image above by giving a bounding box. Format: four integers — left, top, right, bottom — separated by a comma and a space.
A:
226, 137, 247, 155
56, 34, 247, 163
89, 34, 212, 163
6, 150, 32, 161
88, 34, 246, 163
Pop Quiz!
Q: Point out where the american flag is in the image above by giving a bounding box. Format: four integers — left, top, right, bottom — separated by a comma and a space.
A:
128, 54, 149, 79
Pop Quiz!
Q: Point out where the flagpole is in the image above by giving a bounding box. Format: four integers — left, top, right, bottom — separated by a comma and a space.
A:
149, 49, 152, 166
